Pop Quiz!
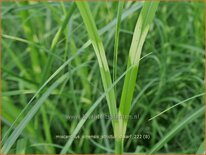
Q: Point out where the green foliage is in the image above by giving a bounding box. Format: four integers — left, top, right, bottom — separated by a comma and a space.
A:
1, 1, 204, 154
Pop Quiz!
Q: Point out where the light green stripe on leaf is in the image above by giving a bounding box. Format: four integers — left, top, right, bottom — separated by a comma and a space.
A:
119, 1, 159, 124
76, 2, 117, 127
116, 3, 159, 152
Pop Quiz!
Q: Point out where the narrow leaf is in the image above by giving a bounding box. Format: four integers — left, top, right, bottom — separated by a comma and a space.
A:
149, 106, 204, 153
119, 1, 159, 135
76, 2, 117, 126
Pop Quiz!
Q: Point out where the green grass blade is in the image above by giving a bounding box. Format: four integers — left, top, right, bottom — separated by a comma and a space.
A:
149, 106, 204, 154
148, 93, 205, 121
116, 2, 159, 153
2, 34, 33, 44
70, 39, 91, 101
113, 1, 124, 87
119, 0, 159, 133
40, 106, 53, 152
41, 3, 76, 82
196, 141, 205, 154
100, 3, 142, 34
76, 2, 117, 126
16, 139, 27, 154
50, 3, 76, 51
17, 2, 41, 77
2, 34, 63, 61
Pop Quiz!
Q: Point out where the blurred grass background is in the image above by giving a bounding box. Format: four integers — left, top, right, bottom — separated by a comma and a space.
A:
1, 1, 205, 154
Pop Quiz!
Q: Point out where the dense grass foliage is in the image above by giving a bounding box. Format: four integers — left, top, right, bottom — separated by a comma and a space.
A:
1, 1, 205, 154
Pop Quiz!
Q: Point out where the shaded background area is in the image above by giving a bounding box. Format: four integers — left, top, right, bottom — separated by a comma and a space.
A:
1, 1, 205, 154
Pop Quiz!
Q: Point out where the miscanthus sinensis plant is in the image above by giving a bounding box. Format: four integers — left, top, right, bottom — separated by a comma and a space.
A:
76, 1, 159, 154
